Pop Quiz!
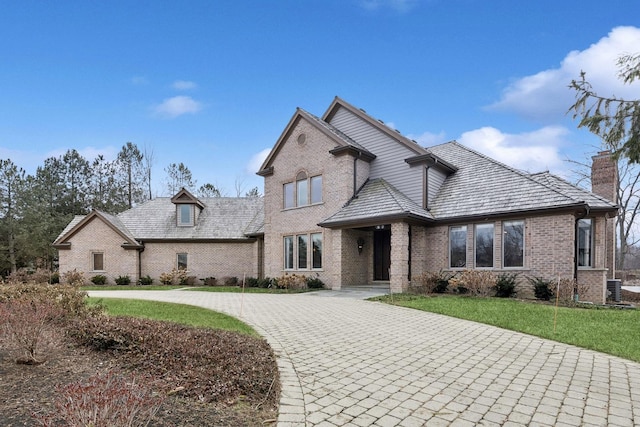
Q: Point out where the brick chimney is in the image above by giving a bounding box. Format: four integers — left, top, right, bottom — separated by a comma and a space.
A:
591, 151, 618, 204
591, 150, 618, 278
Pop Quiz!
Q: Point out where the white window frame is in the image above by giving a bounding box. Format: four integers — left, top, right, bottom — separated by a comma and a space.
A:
283, 173, 323, 209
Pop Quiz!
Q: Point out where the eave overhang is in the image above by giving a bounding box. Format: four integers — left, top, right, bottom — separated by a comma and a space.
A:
329, 145, 376, 162
405, 153, 457, 173
318, 212, 435, 230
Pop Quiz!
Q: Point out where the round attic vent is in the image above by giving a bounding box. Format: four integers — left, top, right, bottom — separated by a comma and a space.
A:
297, 133, 306, 145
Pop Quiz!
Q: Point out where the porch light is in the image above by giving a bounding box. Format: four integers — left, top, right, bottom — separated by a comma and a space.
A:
357, 237, 365, 254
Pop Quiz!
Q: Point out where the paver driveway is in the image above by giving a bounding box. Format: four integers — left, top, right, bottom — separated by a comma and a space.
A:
88, 289, 640, 426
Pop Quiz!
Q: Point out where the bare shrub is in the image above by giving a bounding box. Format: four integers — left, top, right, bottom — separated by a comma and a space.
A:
0, 282, 92, 319
449, 270, 496, 297
275, 273, 307, 290
6, 268, 57, 285
34, 370, 165, 427
556, 277, 576, 303
410, 270, 452, 294
62, 269, 87, 286
0, 300, 65, 364
158, 268, 189, 285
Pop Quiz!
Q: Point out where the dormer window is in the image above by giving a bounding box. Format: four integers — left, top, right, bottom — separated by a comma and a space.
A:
178, 204, 194, 226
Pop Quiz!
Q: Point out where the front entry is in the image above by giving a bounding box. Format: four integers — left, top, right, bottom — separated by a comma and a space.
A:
374, 228, 391, 281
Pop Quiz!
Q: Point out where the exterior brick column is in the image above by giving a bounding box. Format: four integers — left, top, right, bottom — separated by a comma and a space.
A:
591, 151, 618, 278
390, 222, 410, 293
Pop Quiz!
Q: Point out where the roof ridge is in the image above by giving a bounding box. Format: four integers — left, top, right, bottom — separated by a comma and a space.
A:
378, 179, 412, 212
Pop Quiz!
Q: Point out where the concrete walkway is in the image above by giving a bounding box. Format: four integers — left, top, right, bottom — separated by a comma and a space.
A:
88, 289, 640, 426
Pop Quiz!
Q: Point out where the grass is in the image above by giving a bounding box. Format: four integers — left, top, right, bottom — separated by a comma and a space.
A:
87, 297, 258, 337
373, 294, 640, 362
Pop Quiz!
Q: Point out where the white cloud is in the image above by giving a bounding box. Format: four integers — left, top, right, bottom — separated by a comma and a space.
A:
246, 148, 272, 174
153, 96, 203, 119
487, 26, 640, 122
407, 130, 448, 146
172, 80, 197, 90
458, 126, 569, 174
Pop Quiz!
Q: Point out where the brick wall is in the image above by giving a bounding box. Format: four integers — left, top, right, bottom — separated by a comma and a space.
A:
416, 212, 607, 302
58, 218, 139, 285
141, 241, 258, 283
262, 117, 366, 289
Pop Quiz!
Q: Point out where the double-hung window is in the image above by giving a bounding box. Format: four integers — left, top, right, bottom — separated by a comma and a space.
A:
475, 223, 494, 268
503, 220, 524, 268
449, 226, 467, 268
577, 219, 593, 267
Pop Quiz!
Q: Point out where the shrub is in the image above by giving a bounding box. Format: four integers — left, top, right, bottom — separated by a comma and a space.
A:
529, 276, 554, 301
223, 276, 239, 286
200, 277, 217, 286
49, 272, 60, 284
0, 299, 65, 364
34, 370, 165, 427
6, 268, 57, 285
182, 276, 198, 286
114, 275, 131, 286
449, 270, 495, 297
258, 277, 274, 288
275, 274, 307, 290
138, 275, 153, 286
306, 276, 325, 289
61, 269, 86, 286
0, 282, 92, 319
159, 271, 173, 285
410, 270, 452, 294
495, 273, 518, 298
245, 277, 259, 288
90, 275, 107, 285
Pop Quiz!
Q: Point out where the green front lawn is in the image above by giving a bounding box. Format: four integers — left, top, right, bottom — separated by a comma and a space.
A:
87, 297, 258, 336
374, 294, 640, 362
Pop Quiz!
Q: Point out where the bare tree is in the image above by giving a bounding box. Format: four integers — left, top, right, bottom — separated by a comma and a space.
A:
568, 154, 640, 271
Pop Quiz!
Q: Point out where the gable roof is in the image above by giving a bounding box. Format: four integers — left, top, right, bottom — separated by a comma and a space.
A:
319, 178, 434, 228
257, 107, 375, 176
171, 187, 206, 209
54, 197, 264, 247
426, 141, 618, 220
118, 197, 263, 240
53, 210, 142, 249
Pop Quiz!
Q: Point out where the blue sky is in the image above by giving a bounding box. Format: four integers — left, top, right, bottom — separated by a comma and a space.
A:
2, 0, 639, 197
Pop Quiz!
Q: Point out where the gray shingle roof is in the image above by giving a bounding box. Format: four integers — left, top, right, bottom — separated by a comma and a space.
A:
426, 141, 617, 219
528, 172, 616, 210
319, 178, 434, 227
117, 197, 264, 240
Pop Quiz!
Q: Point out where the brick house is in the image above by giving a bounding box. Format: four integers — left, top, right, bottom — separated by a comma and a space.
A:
54, 97, 618, 303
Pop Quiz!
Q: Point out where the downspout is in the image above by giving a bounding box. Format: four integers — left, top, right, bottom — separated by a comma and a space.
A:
353, 156, 358, 197
138, 244, 145, 282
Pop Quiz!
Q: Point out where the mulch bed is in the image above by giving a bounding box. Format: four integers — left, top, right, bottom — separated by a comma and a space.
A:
0, 319, 279, 426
